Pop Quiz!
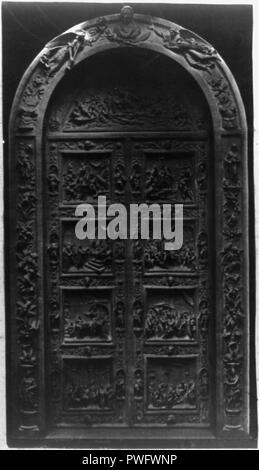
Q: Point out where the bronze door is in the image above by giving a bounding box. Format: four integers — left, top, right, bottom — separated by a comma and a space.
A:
44, 48, 214, 432
7, 5, 254, 446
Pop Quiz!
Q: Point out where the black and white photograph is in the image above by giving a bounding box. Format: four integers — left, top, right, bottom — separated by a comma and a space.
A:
1, 0, 258, 456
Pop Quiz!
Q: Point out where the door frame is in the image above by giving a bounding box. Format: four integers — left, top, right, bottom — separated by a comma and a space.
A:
7, 7, 253, 447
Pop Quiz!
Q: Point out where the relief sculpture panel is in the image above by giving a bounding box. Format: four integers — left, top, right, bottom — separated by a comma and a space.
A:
145, 153, 195, 203
63, 358, 114, 411
63, 289, 112, 342
62, 221, 113, 274
146, 358, 197, 410
145, 290, 196, 341
61, 153, 111, 203
143, 223, 197, 273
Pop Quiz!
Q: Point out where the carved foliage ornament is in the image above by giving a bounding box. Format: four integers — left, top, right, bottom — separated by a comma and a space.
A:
221, 143, 244, 429
16, 141, 39, 431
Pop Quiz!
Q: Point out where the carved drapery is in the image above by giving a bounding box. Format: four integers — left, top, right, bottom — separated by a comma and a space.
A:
8, 6, 249, 442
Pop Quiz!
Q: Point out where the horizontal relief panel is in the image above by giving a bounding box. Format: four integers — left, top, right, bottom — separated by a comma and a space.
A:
144, 288, 197, 342
144, 152, 196, 204
62, 357, 114, 411
60, 151, 112, 204
61, 288, 114, 343
61, 219, 114, 275
145, 355, 198, 411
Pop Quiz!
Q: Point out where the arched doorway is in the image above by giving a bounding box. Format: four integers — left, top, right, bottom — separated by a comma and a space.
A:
8, 7, 252, 446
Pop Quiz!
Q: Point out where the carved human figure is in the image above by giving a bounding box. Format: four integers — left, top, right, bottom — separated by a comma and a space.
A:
18, 251, 38, 293
209, 74, 238, 129
133, 300, 144, 328
224, 143, 240, 184
114, 163, 126, 194
115, 370, 125, 400
20, 369, 37, 410
145, 158, 174, 200
62, 242, 73, 271
147, 368, 196, 408
199, 369, 209, 399
225, 336, 242, 362
63, 162, 77, 200
115, 301, 125, 328
197, 162, 207, 192
87, 17, 111, 44
130, 163, 141, 193
69, 302, 109, 339
179, 245, 196, 270
219, 103, 237, 129
224, 365, 242, 412
18, 185, 36, 218
48, 239, 59, 270
48, 165, 59, 193
71, 244, 84, 270
178, 167, 193, 200
17, 143, 33, 180
134, 370, 143, 398
198, 231, 208, 265
145, 302, 195, 340
22, 75, 45, 108
112, 6, 151, 44
41, 30, 88, 77
160, 28, 219, 72
221, 244, 241, 275
198, 300, 209, 337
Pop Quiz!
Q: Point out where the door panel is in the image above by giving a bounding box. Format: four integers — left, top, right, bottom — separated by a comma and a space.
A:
128, 138, 212, 426
45, 137, 212, 428
46, 139, 129, 427
44, 48, 213, 431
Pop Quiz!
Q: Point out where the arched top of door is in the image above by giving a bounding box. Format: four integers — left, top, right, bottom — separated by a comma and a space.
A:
10, 5, 246, 137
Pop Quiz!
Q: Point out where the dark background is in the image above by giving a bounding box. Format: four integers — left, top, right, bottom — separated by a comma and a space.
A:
2, 2, 256, 439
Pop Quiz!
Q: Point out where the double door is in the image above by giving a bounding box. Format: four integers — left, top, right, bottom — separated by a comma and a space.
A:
45, 134, 213, 429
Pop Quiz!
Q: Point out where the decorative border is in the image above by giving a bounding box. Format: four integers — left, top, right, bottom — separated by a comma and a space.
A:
15, 140, 39, 432
221, 141, 245, 431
